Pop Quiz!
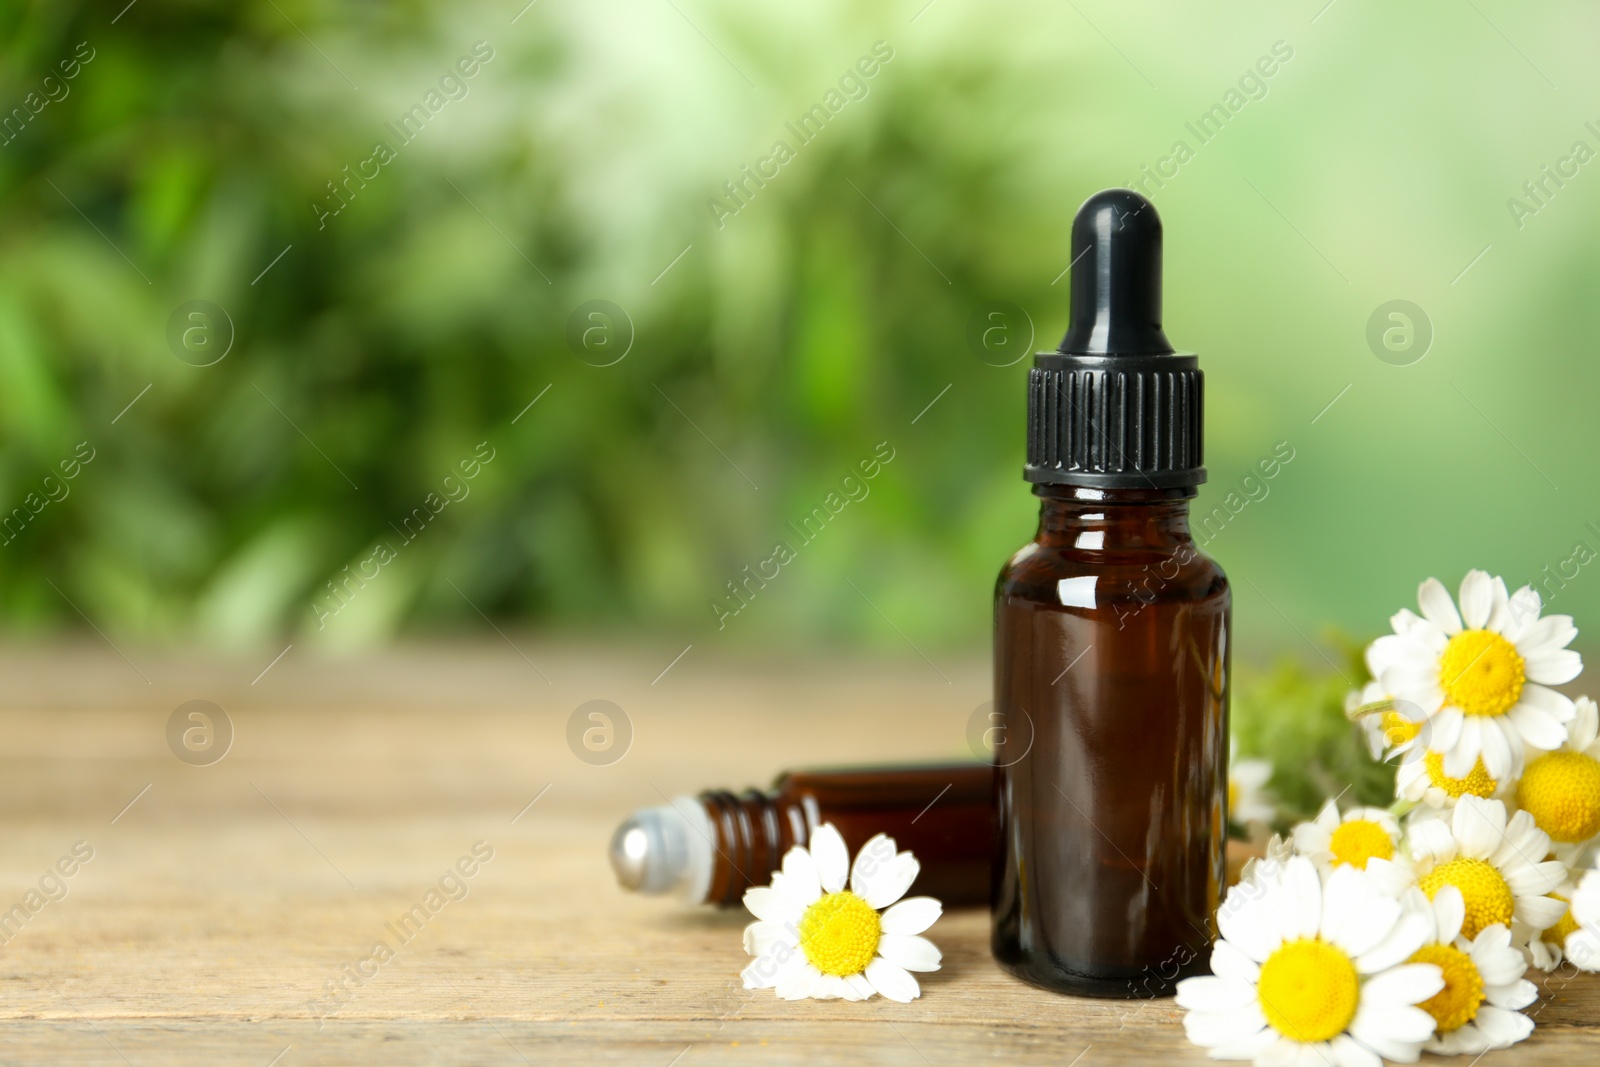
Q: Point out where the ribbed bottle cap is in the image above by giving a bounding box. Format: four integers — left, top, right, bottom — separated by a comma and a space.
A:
1025, 190, 1205, 489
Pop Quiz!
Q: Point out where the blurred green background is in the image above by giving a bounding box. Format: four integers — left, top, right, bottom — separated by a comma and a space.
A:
2, 0, 1597, 655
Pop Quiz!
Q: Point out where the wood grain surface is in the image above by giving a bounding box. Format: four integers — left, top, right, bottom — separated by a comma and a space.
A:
0, 643, 1594, 1066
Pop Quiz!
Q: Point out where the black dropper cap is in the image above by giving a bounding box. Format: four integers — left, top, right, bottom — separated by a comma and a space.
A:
1025, 189, 1205, 489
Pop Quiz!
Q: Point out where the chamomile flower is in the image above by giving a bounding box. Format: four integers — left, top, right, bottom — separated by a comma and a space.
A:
1522, 878, 1600, 972
739, 823, 941, 1002
1177, 856, 1441, 1065
1230, 756, 1276, 829
1405, 796, 1567, 944
1395, 883, 1537, 1054
1292, 799, 1408, 879
1516, 695, 1600, 856
1371, 571, 1581, 781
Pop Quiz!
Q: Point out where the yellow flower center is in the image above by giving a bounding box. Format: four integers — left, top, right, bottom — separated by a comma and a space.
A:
1419, 857, 1515, 940
1516, 751, 1600, 843
1438, 629, 1525, 717
1256, 938, 1360, 1043
797, 890, 881, 977
1327, 819, 1394, 869
1409, 943, 1485, 1033
1424, 751, 1499, 799
1543, 894, 1578, 947
1382, 711, 1421, 747
1228, 780, 1239, 812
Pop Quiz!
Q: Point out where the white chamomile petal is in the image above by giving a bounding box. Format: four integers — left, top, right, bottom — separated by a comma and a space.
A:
1276, 856, 1323, 940
1362, 856, 1416, 898
1475, 1004, 1534, 1047
863, 958, 919, 1002
1527, 935, 1561, 972
1482, 575, 1512, 633
1526, 647, 1583, 685
1452, 795, 1505, 857
1431, 884, 1465, 944
844, 979, 883, 1004
879, 896, 941, 936
1569, 695, 1599, 750
809, 974, 844, 1001
740, 949, 804, 990
1329, 1034, 1381, 1067
1503, 585, 1542, 639
742, 920, 797, 957
1209, 937, 1260, 982
858, 850, 920, 910
1508, 701, 1567, 749
1210, 1027, 1277, 1060
876, 933, 941, 972
1218, 889, 1281, 963
1514, 893, 1568, 930
781, 844, 823, 905
1175, 975, 1257, 1012
1430, 704, 1464, 751
742, 885, 804, 925
1357, 962, 1441, 1006
808, 823, 849, 893
1418, 577, 1463, 634
1349, 1004, 1435, 1059
776, 962, 824, 1001
1519, 613, 1577, 656
1459, 570, 1493, 629
1484, 977, 1537, 1010
849, 832, 895, 896
1355, 910, 1430, 973
1568, 928, 1600, 971
1181, 1006, 1267, 1047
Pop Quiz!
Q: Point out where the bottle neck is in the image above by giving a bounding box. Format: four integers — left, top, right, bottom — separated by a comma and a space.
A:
699, 788, 798, 907
1034, 484, 1195, 548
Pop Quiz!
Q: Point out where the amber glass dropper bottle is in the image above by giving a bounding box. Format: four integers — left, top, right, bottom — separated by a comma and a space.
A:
609, 762, 991, 908
991, 189, 1230, 998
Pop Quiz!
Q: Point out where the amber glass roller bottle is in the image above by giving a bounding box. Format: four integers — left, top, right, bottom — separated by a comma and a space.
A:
990, 190, 1230, 997
609, 762, 992, 908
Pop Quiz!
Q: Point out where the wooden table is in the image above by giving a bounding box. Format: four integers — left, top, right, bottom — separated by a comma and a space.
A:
1, 643, 1595, 1065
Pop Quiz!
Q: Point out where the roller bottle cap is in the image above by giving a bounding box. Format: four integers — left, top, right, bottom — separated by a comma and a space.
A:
1025, 189, 1206, 489
608, 797, 714, 901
